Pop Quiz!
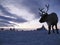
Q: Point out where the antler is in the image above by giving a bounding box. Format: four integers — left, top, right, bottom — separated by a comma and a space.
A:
38, 4, 49, 15
45, 4, 49, 13
39, 8, 45, 14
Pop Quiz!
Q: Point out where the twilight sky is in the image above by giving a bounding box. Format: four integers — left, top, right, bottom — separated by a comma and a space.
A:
0, 0, 60, 30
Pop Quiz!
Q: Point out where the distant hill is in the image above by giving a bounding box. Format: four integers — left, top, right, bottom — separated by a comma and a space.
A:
37, 25, 47, 31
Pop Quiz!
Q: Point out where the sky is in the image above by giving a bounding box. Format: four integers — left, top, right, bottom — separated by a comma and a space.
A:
0, 0, 60, 30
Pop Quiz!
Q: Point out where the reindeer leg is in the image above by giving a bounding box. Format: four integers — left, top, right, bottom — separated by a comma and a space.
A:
48, 25, 51, 34
55, 24, 59, 34
52, 25, 55, 33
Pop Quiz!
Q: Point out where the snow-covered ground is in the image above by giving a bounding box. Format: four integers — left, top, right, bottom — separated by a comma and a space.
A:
0, 29, 60, 45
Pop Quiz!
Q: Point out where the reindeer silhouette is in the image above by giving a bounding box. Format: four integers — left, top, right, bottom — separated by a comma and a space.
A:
39, 4, 59, 34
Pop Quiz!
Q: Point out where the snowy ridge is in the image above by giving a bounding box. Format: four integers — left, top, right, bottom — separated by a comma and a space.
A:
0, 30, 60, 45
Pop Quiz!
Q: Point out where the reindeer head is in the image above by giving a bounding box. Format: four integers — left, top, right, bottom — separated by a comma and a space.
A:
39, 4, 49, 23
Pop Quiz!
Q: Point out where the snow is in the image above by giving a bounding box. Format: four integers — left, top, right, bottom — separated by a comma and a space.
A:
0, 30, 60, 45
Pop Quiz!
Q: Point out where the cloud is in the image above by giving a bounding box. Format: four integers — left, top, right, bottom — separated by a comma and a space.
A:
21, 0, 42, 18
3, 4, 35, 21
0, 4, 27, 27
0, 0, 41, 18
0, 20, 13, 27
19, 0, 60, 18
0, 15, 27, 23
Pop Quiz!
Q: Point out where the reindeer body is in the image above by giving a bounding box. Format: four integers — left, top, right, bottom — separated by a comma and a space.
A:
39, 13, 59, 34
40, 13, 58, 25
39, 4, 59, 34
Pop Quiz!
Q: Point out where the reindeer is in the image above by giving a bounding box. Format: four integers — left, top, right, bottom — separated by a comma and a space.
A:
39, 4, 59, 34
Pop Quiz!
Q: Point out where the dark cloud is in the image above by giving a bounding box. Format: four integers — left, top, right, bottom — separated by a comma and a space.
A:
0, 4, 18, 17
20, 0, 60, 18
0, 5, 27, 22
0, 20, 13, 27
0, 15, 27, 23
21, 0, 42, 18
0, 4, 27, 26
